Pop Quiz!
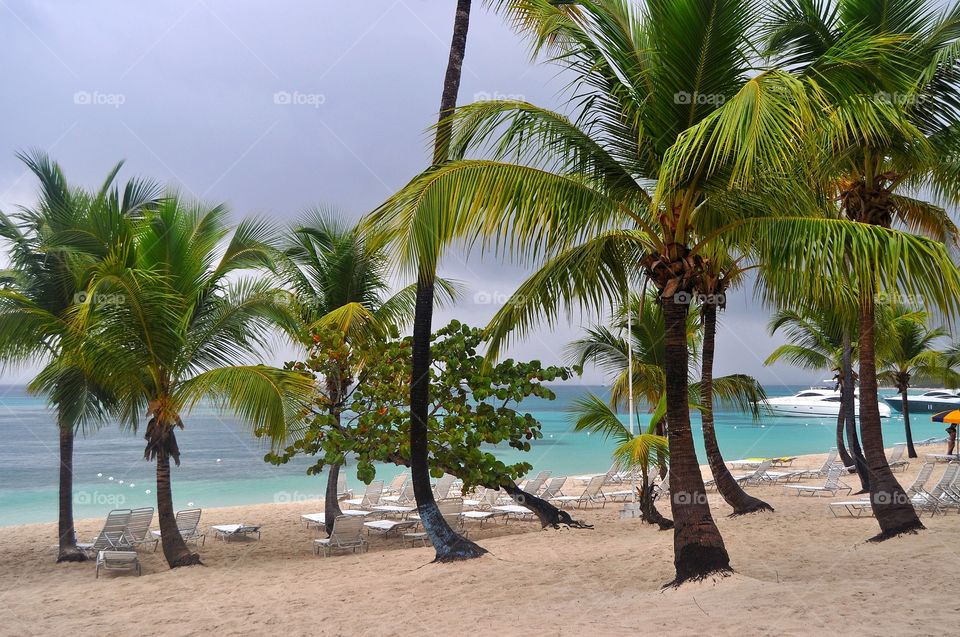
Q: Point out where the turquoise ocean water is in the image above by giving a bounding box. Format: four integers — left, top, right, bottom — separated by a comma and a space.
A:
0, 383, 944, 526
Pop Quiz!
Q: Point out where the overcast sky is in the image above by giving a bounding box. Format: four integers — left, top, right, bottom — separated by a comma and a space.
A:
0, 0, 823, 387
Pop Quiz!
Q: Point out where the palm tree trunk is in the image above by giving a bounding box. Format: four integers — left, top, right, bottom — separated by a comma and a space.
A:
662, 293, 731, 585
700, 303, 772, 515
900, 387, 917, 458
835, 408, 854, 470
859, 294, 924, 539
156, 452, 202, 567
411, 277, 486, 561
56, 418, 85, 563
324, 461, 343, 536
843, 330, 870, 491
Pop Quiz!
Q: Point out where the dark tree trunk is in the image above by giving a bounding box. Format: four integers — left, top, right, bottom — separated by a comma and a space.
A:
835, 408, 854, 470
900, 385, 917, 458
156, 451, 202, 568
639, 471, 673, 530
324, 461, 343, 536
501, 481, 592, 529
842, 331, 870, 491
56, 420, 85, 563
700, 303, 773, 515
411, 277, 486, 561
859, 295, 924, 539
432, 0, 472, 166
662, 293, 731, 585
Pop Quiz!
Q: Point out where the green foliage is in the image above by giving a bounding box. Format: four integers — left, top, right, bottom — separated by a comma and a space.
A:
263, 320, 574, 491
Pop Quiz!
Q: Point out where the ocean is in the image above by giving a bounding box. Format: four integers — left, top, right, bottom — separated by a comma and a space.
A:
0, 383, 945, 526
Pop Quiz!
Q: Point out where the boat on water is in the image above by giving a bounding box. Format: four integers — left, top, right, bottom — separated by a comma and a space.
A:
883, 389, 960, 414
758, 387, 892, 419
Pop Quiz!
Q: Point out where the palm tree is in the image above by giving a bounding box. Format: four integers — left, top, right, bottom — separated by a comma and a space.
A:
764, 307, 873, 490
0, 151, 160, 562
276, 210, 456, 533
78, 196, 313, 568
570, 291, 771, 515
876, 304, 955, 458
764, 0, 960, 538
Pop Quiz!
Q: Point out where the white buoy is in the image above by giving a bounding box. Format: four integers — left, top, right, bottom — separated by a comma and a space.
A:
118, 480, 124, 484
187, 501, 195, 507
130, 484, 135, 488
97, 472, 103, 478
145, 489, 151, 494
108, 476, 114, 481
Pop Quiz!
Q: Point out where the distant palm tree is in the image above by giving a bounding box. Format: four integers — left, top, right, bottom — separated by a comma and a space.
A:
276, 210, 456, 533
877, 304, 956, 458
0, 151, 160, 562
79, 196, 313, 568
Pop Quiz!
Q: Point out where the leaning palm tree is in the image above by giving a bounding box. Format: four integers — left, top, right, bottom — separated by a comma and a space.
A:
876, 303, 956, 458
571, 291, 771, 515
77, 196, 313, 568
276, 210, 456, 533
0, 151, 160, 562
763, 0, 960, 538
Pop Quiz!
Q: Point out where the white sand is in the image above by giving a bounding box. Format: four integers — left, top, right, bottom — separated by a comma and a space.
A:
2, 449, 959, 636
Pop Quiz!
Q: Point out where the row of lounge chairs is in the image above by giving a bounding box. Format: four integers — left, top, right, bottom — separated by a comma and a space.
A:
830, 460, 960, 517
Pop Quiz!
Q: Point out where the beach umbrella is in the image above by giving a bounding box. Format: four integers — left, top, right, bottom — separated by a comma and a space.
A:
932, 410, 960, 424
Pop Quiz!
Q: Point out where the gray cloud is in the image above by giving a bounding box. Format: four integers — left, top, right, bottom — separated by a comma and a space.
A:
1, 0, 815, 386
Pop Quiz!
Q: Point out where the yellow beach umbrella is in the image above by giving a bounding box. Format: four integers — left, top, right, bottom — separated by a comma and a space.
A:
932, 410, 960, 424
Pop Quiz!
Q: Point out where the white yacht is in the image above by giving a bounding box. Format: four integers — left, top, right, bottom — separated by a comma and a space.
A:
884, 389, 960, 414
759, 388, 892, 419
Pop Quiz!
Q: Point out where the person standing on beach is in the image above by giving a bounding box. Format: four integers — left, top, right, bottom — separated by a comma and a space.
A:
947, 424, 958, 455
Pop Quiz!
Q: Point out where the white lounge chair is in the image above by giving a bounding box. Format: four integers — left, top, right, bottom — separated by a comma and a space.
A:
314, 515, 368, 556
78, 509, 132, 555
382, 473, 409, 496
404, 511, 468, 546
518, 471, 551, 495
123, 507, 155, 550
343, 480, 383, 509
336, 472, 354, 500
150, 508, 205, 551
886, 444, 910, 472
432, 475, 456, 500
95, 550, 141, 578
539, 476, 567, 502
831, 462, 943, 517
211, 524, 261, 541
380, 479, 414, 506
301, 510, 373, 529
783, 465, 851, 497
551, 475, 607, 508
789, 448, 839, 480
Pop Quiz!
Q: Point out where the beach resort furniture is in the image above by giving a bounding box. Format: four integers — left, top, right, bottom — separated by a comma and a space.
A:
363, 518, 419, 536
380, 479, 414, 506
343, 480, 383, 509
828, 499, 874, 517
78, 509, 133, 555
211, 524, 262, 541
552, 475, 607, 508
432, 474, 456, 500
95, 550, 141, 578
926, 453, 960, 463
886, 444, 910, 472
539, 476, 567, 502
788, 448, 840, 480
518, 471, 551, 495
404, 511, 468, 547
914, 463, 960, 514
711, 459, 778, 487
728, 456, 797, 470
123, 507, 155, 549
337, 472, 354, 500
382, 473, 409, 496
314, 515, 368, 556
831, 462, 948, 517
463, 487, 498, 510
150, 508, 205, 551
783, 465, 851, 497
301, 509, 373, 529
652, 474, 670, 500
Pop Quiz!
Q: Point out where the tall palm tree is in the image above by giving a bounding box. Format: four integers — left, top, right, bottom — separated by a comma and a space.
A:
78, 196, 313, 568
764, 307, 872, 489
0, 151, 160, 562
571, 291, 771, 515
276, 210, 456, 533
876, 303, 955, 458
764, 0, 960, 538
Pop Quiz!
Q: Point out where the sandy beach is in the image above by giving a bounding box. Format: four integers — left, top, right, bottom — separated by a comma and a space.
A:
2, 449, 958, 637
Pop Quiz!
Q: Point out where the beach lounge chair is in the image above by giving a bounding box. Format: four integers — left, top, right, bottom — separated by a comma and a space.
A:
404, 511, 468, 546
337, 472, 354, 500
783, 465, 851, 497
733, 459, 776, 486
432, 475, 456, 500
301, 509, 373, 529
788, 448, 839, 480
552, 475, 607, 508
518, 471, 551, 495
314, 515, 368, 556
539, 476, 567, 502
211, 524, 262, 541
914, 463, 960, 514
343, 480, 383, 509
652, 473, 670, 500
832, 462, 947, 517
926, 453, 960, 463
95, 550, 141, 578
380, 479, 414, 506
123, 507, 155, 549
382, 473, 409, 496
886, 444, 910, 472
78, 509, 133, 555
150, 508, 205, 551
